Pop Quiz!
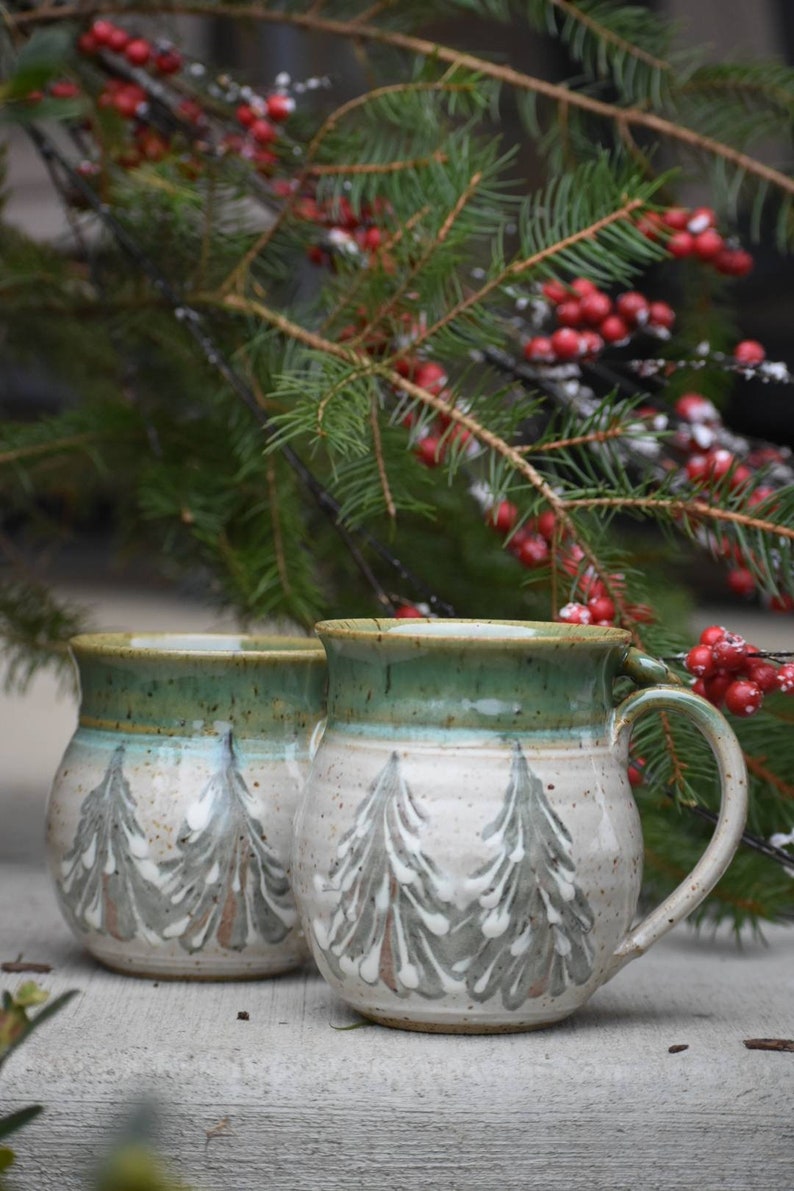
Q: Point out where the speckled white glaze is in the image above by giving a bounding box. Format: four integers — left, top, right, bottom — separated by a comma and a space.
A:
46, 633, 326, 980
292, 619, 748, 1032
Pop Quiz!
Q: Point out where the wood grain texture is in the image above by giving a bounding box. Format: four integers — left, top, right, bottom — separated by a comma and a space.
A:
0, 862, 792, 1190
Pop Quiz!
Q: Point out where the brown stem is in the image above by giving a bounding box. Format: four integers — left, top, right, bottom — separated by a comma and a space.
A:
517, 423, 630, 454
562, 495, 794, 543
0, 433, 97, 467
370, 395, 396, 519
745, 753, 794, 801
307, 150, 447, 176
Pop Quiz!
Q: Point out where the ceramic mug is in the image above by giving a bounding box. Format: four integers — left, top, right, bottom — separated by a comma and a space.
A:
292, 618, 748, 1032
47, 633, 326, 979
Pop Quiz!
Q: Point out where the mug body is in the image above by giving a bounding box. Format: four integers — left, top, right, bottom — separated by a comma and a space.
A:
292, 618, 642, 1031
47, 633, 326, 979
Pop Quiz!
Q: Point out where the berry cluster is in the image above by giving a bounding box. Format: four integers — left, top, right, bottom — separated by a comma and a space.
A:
641, 205, 754, 277
685, 625, 794, 716
523, 277, 675, 366
71, 20, 297, 175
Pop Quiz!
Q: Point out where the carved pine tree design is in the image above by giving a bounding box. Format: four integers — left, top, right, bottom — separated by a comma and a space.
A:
57, 745, 166, 943
456, 742, 595, 1010
313, 752, 455, 999
161, 730, 297, 953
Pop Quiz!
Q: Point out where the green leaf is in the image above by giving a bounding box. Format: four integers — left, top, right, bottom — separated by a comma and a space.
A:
0, 1146, 15, 1172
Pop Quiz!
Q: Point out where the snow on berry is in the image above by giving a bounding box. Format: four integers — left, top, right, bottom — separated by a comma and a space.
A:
557, 602, 592, 625
711, 632, 747, 672
777, 663, 794, 693
684, 645, 717, 678
724, 679, 763, 717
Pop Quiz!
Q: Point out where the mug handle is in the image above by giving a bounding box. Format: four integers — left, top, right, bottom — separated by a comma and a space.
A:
604, 646, 748, 980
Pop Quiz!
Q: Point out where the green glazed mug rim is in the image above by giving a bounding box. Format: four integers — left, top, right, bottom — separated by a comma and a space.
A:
69, 632, 326, 663
314, 617, 633, 650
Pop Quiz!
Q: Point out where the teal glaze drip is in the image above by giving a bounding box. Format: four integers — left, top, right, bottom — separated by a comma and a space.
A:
316, 619, 632, 740
71, 634, 327, 738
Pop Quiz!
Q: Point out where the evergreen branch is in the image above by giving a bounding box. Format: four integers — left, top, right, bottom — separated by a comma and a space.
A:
412, 196, 645, 350
307, 150, 447, 175
26, 124, 455, 615
16, 4, 794, 201
220, 77, 475, 295
320, 203, 431, 335
0, 432, 97, 467
353, 169, 483, 348
548, 0, 672, 74
516, 423, 630, 454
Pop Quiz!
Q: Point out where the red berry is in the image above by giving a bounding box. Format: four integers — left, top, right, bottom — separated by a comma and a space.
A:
124, 38, 151, 66
706, 448, 736, 483
570, 277, 598, 297
712, 633, 747, 672
625, 602, 656, 624
691, 678, 707, 698
579, 291, 612, 325
415, 436, 443, 468
776, 663, 794, 693
550, 327, 581, 361
703, 672, 732, 707
537, 510, 557, 541
636, 212, 665, 240
362, 226, 382, 251
517, 535, 550, 568
628, 757, 645, 787
615, 291, 649, 326
692, 229, 724, 261
487, 500, 518, 535
557, 602, 592, 625
687, 207, 716, 234
685, 454, 710, 484
662, 207, 690, 231
155, 50, 183, 75
726, 567, 756, 598
685, 645, 717, 679
413, 362, 447, 394
523, 336, 554, 363
734, 339, 765, 366
77, 31, 99, 55
647, 301, 675, 331
541, 279, 568, 305
50, 80, 80, 99
588, 595, 615, 623
90, 20, 116, 45
266, 93, 295, 122
395, 605, 425, 619
251, 118, 277, 145
236, 104, 255, 127
747, 661, 779, 693
556, 299, 583, 327
713, 248, 754, 278
107, 26, 130, 52
113, 85, 146, 118
724, 679, 763, 717
667, 231, 694, 258
699, 625, 726, 647
599, 315, 630, 344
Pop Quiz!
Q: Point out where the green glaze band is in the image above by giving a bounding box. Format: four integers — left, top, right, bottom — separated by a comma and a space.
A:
71, 633, 326, 738
314, 618, 633, 738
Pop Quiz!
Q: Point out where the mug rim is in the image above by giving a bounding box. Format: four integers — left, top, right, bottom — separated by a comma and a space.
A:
314, 617, 633, 648
69, 632, 326, 662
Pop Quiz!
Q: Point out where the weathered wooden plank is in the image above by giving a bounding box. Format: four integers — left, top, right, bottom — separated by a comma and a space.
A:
0, 862, 792, 1190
